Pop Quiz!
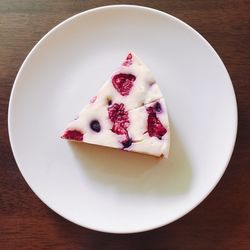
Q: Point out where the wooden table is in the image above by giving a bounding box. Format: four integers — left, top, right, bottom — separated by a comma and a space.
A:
1, 1, 249, 249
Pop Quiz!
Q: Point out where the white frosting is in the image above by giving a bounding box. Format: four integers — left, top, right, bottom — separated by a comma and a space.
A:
63, 52, 170, 158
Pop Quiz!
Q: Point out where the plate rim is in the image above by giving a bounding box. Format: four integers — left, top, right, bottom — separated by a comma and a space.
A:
8, 4, 238, 234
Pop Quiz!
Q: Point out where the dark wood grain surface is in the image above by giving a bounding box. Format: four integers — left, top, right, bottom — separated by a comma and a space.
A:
1, 0, 249, 249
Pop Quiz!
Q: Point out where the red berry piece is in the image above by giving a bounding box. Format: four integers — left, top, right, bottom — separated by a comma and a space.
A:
122, 53, 133, 66
147, 107, 167, 139
126, 53, 132, 60
112, 73, 136, 96
108, 103, 130, 135
61, 130, 83, 141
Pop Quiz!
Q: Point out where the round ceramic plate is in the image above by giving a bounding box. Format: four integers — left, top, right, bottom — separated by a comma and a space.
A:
8, 5, 237, 233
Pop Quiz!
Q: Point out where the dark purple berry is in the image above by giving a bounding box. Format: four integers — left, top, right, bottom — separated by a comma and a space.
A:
154, 102, 162, 112
122, 137, 132, 148
107, 99, 112, 106
90, 120, 101, 132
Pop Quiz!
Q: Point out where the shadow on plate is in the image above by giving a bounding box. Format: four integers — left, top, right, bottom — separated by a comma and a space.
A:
70, 125, 192, 196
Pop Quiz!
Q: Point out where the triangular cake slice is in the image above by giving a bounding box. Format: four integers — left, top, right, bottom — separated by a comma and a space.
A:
61, 52, 170, 157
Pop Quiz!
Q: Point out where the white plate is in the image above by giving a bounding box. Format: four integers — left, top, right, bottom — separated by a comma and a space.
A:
8, 5, 237, 233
